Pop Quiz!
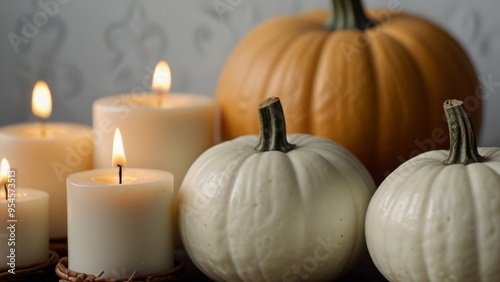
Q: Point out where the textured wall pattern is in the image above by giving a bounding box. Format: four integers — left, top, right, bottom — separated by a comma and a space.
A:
0, 0, 499, 145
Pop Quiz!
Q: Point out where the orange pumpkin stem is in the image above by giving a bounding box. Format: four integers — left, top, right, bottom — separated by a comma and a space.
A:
325, 0, 376, 30
442, 99, 482, 165
255, 97, 296, 153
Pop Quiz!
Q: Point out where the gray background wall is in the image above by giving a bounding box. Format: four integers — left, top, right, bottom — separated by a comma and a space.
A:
0, 0, 499, 145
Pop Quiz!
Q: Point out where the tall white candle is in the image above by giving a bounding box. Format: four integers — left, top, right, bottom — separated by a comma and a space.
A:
67, 129, 174, 277
92, 61, 214, 195
0, 159, 49, 266
0, 81, 92, 238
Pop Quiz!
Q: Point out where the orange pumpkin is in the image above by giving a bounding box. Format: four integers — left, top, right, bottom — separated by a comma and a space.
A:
216, 0, 481, 184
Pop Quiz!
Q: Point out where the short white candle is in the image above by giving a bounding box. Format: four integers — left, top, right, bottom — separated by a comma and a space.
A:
67, 129, 174, 277
92, 61, 214, 195
0, 81, 93, 238
0, 158, 49, 266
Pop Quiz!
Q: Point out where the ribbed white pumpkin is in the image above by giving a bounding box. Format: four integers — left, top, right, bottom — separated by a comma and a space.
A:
366, 100, 500, 282
177, 98, 375, 282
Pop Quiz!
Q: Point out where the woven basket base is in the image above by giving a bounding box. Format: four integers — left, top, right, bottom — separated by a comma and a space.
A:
0, 250, 60, 281
56, 256, 186, 281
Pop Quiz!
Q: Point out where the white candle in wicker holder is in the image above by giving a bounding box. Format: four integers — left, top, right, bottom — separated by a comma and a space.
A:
0, 158, 49, 266
67, 129, 174, 278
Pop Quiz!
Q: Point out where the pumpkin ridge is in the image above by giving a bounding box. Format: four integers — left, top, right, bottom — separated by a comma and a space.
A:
222, 149, 259, 280
413, 164, 440, 281
380, 15, 480, 134
405, 163, 441, 281
331, 159, 361, 276
214, 144, 257, 279
283, 149, 307, 270
428, 165, 479, 279
286, 137, 360, 277
371, 160, 436, 280
258, 25, 302, 114
363, 30, 380, 181
232, 153, 264, 281
469, 161, 500, 279
311, 29, 379, 176
440, 166, 465, 278
379, 26, 434, 155
467, 162, 500, 279
467, 166, 483, 280
217, 17, 324, 138
308, 32, 334, 133
384, 12, 478, 79
371, 30, 429, 176
294, 137, 373, 275
253, 152, 295, 281
301, 135, 375, 192
274, 29, 330, 132
371, 33, 406, 179
245, 154, 272, 281
225, 151, 300, 281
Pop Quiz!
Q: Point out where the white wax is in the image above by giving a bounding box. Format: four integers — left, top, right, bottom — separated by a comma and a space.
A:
0, 188, 49, 266
92, 93, 215, 194
0, 123, 93, 238
67, 168, 174, 278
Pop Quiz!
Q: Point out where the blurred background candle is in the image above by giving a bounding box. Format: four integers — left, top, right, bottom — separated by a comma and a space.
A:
0, 81, 93, 239
92, 60, 215, 195
0, 158, 49, 266
67, 129, 174, 277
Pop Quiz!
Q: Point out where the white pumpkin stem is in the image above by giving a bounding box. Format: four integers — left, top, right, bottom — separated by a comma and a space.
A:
255, 97, 296, 153
442, 99, 482, 165
325, 0, 376, 30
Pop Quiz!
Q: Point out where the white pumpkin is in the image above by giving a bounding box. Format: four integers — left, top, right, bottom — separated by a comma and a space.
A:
177, 97, 375, 282
366, 100, 500, 282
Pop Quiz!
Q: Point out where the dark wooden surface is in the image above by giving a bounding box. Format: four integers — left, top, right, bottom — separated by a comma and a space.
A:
176, 250, 388, 281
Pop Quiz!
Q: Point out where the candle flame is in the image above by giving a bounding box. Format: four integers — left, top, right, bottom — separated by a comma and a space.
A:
32, 80, 52, 119
112, 128, 126, 168
152, 60, 171, 94
0, 158, 10, 187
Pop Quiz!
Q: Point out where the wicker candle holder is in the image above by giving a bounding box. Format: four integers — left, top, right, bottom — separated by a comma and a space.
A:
0, 250, 60, 281
56, 256, 185, 281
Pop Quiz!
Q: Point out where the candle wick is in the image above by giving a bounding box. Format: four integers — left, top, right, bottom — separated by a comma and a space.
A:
157, 90, 163, 107
40, 122, 46, 138
118, 164, 123, 184
156, 89, 168, 107
3, 184, 6, 200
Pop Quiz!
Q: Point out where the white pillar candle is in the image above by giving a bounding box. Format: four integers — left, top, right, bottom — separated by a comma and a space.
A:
92, 61, 215, 195
67, 169, 174, 277
67, 129, 174, 277
0, 159, 49, 266
0, 81, 92, 238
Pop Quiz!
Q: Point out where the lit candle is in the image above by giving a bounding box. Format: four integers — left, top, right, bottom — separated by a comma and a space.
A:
0, 158, 49, 266
92, 60, 215, 195
67, 128, 174, 277
0, 81, 93, 239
